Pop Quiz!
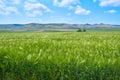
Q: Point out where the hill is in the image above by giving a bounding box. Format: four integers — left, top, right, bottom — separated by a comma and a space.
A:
0, 23, 120, 32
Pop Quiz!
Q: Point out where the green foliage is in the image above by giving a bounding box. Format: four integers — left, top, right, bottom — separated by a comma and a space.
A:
0, 32, 120, 80
83, 29, 86, 32
77, 29, 86, 32
77, 29, 82, 32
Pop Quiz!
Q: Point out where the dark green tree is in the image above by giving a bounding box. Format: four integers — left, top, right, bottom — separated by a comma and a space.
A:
83, 29, 86, 32
77, 29, 82, 32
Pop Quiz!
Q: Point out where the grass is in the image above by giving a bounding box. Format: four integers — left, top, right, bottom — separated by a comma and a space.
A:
0, 31, 120, 80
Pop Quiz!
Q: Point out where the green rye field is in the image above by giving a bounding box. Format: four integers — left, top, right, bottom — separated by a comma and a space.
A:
0, 31, 120, 80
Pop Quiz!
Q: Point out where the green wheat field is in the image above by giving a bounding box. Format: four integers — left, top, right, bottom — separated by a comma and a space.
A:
0, 32, 120, 80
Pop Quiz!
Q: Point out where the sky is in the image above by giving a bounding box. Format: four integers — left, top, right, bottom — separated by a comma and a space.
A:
0, 0, 120, 24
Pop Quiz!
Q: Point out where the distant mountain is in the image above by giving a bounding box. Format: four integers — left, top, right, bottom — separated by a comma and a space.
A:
0, 23, 120, 31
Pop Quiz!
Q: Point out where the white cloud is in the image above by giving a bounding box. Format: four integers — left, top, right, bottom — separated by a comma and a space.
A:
53, 0, 90, 15
93, 0, 97, 2
75, 6, 91, 15
0, 0, 22, 4
0, 0, 4, 4
54, 0, 79, 7
99, 0, 120, 6
12, 0, 21, 4
12, 0, 37, 4
24, 2, 50, 17
6, 7, 19, 14
24, 2, 50, 11
0, 0, 6, 6
10, 0, 36, 4
107, 9, 116, 13
0, 0, 19, 15
28, 0, 37, 2
27, 10, 42, 17
0, 6, 19, 15
68, 6, 74, 10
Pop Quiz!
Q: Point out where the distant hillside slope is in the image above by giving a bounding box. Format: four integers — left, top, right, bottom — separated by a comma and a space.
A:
0, 23, 120, 31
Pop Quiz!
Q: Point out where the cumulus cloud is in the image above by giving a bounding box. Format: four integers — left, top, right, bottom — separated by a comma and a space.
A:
28, 0, 37, 2
8, 0, 37, 4
0, 0, 4, 5
99, 0, 120, 6
75, 6, 91, 15
5, 7, 19, 14
26, 10, 42, 17
0, 0, 19, 15
24, 2, 50, 17
0, 6, 19, 15
107, 9, 116, 13
12, 0, 21, 4
54, 0, 79, 7
53, 0, 90, 15
0, 0, 6, 6
68, 6, 74, 10
24, 2, 50, 11
93, 0, 97, 2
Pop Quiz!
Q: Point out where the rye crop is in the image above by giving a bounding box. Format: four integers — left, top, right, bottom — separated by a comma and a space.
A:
0, 32, 120, 80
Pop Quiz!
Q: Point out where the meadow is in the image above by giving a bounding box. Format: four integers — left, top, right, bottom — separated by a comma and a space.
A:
0, 32, 120, 80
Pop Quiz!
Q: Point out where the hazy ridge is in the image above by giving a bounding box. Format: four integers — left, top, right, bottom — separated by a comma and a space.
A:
0, 23, 120, 31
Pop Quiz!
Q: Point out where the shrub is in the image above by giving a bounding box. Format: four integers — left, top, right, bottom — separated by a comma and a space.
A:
77, 29, 82, 32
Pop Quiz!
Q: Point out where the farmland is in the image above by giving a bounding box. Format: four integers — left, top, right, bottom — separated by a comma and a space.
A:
0, 31, 120, 80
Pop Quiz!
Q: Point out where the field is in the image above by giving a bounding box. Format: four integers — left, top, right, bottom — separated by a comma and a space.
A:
0, 31, 120, 80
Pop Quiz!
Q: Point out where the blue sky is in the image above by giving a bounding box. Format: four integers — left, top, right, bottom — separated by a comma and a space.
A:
0, 0, 120, 24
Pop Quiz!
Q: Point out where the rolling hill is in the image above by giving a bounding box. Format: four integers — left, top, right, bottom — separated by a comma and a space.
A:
0, 23, 120, 32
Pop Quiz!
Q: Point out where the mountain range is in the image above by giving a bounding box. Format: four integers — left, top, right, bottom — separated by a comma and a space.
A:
0, 23, 120, 32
